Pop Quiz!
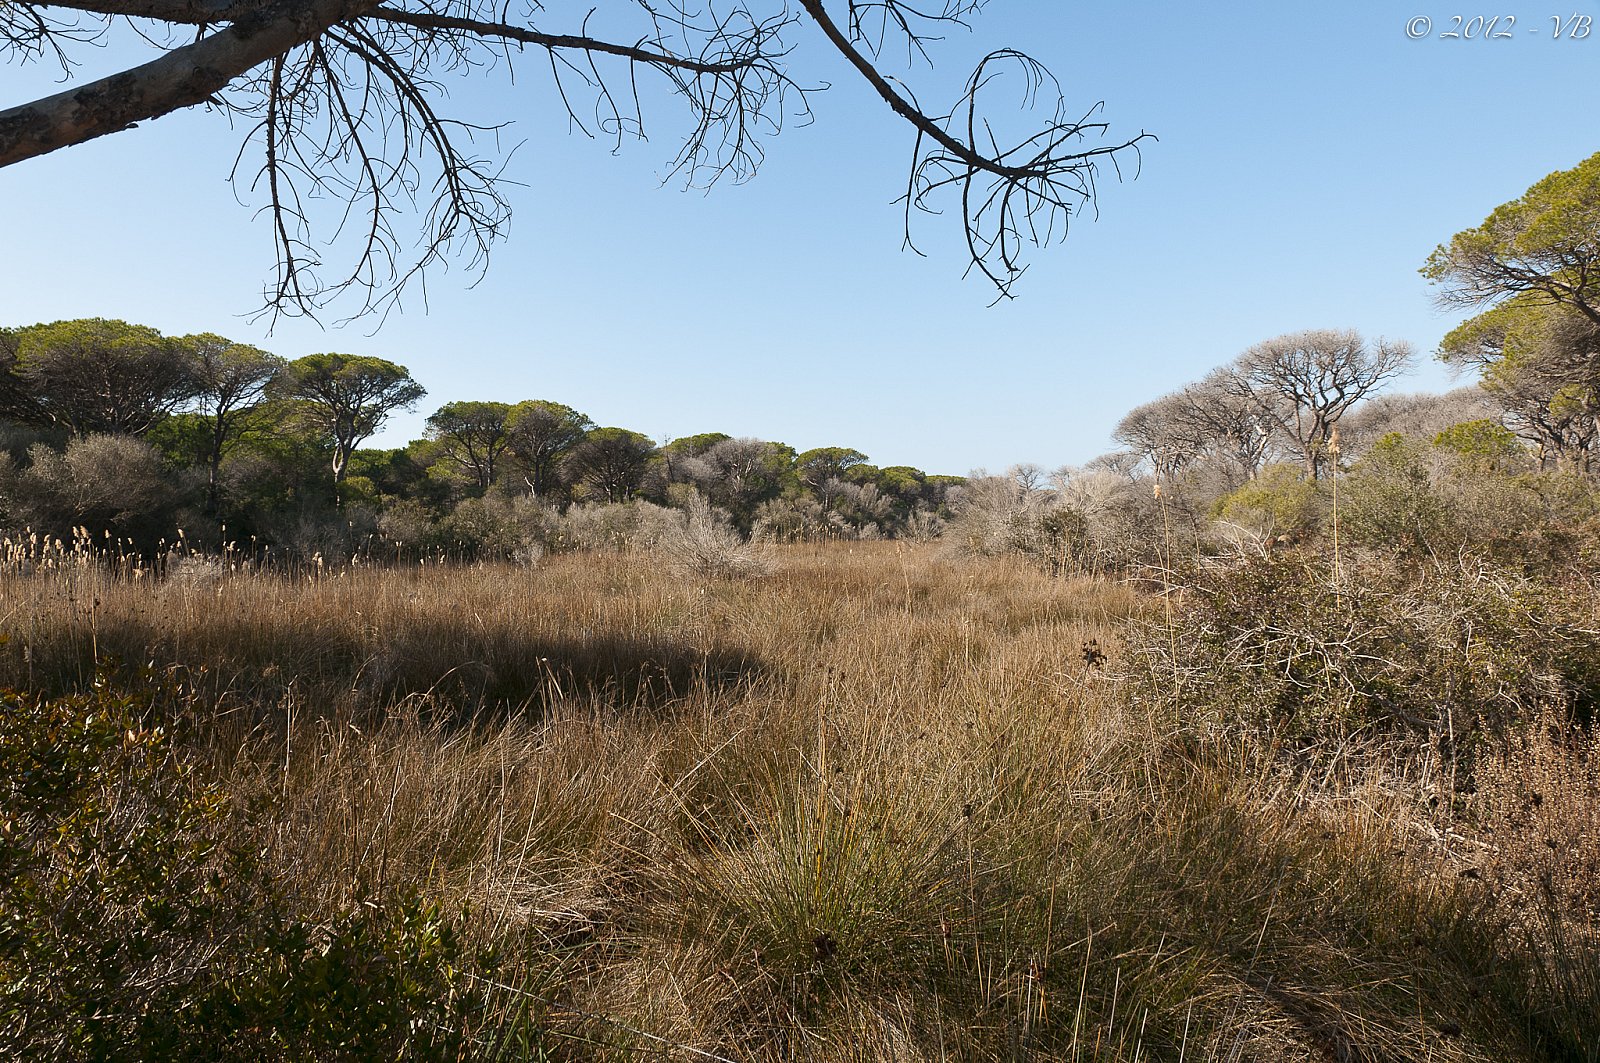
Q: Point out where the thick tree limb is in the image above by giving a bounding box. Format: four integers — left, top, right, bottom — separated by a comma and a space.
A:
0, 0, 376, 166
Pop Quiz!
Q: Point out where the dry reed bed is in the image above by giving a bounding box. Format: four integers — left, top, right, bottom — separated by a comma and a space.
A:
1, 544, 1589, 1061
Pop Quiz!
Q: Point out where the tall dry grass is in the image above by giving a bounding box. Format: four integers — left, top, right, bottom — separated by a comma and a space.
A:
2, 542, 1593, 1060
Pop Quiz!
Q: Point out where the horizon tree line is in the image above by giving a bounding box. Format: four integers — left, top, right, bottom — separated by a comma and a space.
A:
0, 318, 962, 556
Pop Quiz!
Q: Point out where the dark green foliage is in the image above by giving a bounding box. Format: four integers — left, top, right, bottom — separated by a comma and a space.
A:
0, 317, 955, 549
424, 401, 514, 492
354, 445, 447, 507
212, 412, 339, 542
275, 353, 426, 485
145, 412, 214, 470
1422, 149, 1600, 326
0, 683, 500, 1061
504, 400, 592, 500
795, 446, 868, 490
662, 431, 731, 456
567, 427, 656, 502
180, 335, 286, 515
6, 319, 198, 437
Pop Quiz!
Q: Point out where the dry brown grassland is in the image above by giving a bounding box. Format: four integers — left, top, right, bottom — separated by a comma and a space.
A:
3, 542, 1596, 1061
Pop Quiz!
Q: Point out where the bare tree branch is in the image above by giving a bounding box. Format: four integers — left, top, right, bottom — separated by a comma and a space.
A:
798, 0, 1152, 298
369, 7, 767, 75
2, 0, 1150, 316
27, 0, 266, 24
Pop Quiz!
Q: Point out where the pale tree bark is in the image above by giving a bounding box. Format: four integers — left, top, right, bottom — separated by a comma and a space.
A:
0, 0, 377, 166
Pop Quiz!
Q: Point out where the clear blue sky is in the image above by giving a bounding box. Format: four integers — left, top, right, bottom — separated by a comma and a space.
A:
3, 2, 1597, 475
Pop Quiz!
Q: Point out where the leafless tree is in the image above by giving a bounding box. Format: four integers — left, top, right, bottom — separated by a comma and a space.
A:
1484, 356, 1600, 473
1181, 368, 1281, 480
0, 0, 1151, 318
1007, 462, 1046, 493
1112, 394, 1204, 481
1083, 450, 1140, 478
12, 433, 183, 534
1232, 329, 1414, 479
1115, 372, 1282, 488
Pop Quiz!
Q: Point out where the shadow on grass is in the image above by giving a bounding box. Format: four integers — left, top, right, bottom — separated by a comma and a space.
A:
2, 615, 763, 718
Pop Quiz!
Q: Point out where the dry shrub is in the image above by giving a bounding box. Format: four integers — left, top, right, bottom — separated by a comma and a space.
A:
1129, 551, 1600, 764
751, 494, 830, 542
941, 475, 1057, 560
1473, 717, 1600, 1060
1051, 466, 1164, 572
1476, 716, 1600, 921
944, 471, 1161, 576
546, 499, 683, 553
433, 494, 551, 562
2, 434, 193, 545
656, 494, 773, 580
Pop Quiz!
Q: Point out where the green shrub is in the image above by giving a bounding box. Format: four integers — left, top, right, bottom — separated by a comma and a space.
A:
1338, 433, 1454, 554
1339, 433, 1600, 571
1432, 419, 1528, 472
1213, 463, 1325, 542
0, 683, 502, 1061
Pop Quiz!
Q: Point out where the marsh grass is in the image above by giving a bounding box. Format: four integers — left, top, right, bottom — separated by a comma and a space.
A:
2, 542, 1595, 1060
